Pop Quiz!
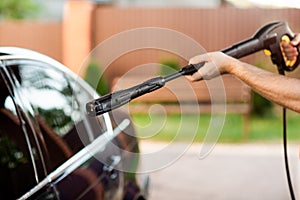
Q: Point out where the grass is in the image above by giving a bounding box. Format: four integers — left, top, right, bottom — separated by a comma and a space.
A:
131, 111, 300, 143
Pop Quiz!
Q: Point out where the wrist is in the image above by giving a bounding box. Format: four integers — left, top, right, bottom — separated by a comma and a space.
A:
223, 55, 240, 75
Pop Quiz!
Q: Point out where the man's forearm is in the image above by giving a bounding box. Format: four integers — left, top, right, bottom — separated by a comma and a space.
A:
229, 60, 300, 113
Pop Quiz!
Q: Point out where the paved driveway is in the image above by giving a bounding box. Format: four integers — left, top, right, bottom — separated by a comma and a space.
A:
138, 142, 299, 200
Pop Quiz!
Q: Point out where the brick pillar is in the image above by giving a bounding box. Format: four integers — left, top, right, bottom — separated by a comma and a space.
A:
62, 0, 95, 73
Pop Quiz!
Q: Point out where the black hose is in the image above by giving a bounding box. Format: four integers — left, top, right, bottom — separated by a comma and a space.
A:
282, 107, 295, 200
279, 68, 295, 200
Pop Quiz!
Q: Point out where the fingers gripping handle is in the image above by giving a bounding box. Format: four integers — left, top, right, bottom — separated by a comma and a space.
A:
262, 21, 300, 72
280, 34, 300, 71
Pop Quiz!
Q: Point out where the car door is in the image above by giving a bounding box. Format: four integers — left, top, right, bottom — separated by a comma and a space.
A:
3, 58, 124, 200
0, 61, 57, 199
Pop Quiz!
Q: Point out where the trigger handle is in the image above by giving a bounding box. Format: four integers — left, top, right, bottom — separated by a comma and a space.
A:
281, 34, 300, 71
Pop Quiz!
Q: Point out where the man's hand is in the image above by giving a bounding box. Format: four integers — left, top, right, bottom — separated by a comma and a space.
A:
281, 33, 300, 61
186, 52, 238, 82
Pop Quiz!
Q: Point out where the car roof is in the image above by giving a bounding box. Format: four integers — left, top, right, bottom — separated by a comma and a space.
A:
0, 47, 64, 67
0, 46, 39, 56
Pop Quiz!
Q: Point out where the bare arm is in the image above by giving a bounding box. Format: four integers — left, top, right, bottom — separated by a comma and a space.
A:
230, 58, 300, 113
187, 52, 300, 113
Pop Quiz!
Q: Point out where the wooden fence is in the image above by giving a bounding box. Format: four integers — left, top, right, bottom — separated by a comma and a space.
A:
0, 5, 299, 76
0, 21, 62, 62
92, 6, 300, 82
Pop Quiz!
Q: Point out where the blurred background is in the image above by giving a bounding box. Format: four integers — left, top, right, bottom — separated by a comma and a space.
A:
0, 0, 299, 199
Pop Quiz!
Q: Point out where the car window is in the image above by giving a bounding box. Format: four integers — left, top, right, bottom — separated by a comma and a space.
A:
6, 60, 108, 173
0, 69, 38, 199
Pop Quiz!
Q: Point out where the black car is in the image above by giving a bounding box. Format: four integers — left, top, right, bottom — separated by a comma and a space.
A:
0, 47, 148, 200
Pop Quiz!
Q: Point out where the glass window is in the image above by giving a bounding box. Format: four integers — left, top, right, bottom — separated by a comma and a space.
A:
0, 69, 37, 199
6, 60, 108, 173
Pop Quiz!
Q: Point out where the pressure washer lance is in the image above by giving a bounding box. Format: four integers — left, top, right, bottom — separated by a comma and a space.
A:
86, 21, 300, 117
86, 61, 205, 117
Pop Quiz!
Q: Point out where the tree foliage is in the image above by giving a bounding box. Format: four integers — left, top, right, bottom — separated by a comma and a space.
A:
0, 0, 40, 20
84, 61, 110, 96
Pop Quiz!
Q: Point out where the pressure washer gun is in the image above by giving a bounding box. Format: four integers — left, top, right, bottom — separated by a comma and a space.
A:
86, 21, 300, 117
221, 21, 300, 74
